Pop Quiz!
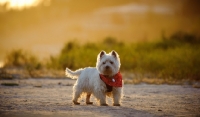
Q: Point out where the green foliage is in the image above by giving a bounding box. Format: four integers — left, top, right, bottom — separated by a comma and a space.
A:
4, 49, 42, 77
48, 32, 200, 80
4, 32, 200, 80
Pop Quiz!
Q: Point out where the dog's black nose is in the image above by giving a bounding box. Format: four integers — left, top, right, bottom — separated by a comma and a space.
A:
106, 66, 109, 69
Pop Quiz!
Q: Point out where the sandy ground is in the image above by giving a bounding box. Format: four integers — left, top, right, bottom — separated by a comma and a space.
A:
0, 78, 200, 117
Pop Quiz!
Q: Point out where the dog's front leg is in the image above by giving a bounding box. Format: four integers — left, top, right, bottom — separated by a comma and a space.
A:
99, 94, 108, 106
112, 87, 122, 106
94, 91, 108, 106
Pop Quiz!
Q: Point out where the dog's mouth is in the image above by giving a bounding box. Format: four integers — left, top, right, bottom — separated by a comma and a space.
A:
102, 69, 113, 77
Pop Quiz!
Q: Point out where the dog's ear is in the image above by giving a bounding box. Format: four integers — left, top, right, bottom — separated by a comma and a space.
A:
111, 50, 118, 58
100, 50, 106, 58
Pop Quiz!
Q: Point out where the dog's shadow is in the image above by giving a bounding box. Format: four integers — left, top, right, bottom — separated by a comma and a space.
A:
67, 97, 157, 117
69, 104, 156, 117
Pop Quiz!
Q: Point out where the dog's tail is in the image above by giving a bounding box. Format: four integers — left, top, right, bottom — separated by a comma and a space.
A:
65, 68, 83, 79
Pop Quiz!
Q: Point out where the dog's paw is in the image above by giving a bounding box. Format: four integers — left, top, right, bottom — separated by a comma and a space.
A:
73, 101, 80, 105
100, 103, 108, 106
86, 102, 93, 105
113, 103, 120, 106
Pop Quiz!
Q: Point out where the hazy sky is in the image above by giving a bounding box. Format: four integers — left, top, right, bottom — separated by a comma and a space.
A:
0, 0, 199, 65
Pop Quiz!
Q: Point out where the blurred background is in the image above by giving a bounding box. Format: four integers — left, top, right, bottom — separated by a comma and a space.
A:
0, 0, 200, 84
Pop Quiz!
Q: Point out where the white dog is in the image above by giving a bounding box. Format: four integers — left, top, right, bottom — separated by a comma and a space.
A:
65, 50, 123, 106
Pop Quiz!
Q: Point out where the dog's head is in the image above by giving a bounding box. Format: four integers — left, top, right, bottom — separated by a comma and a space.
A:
96, 50, 121, 76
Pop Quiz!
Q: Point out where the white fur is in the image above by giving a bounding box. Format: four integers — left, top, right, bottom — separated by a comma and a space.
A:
65, 50, 123, 106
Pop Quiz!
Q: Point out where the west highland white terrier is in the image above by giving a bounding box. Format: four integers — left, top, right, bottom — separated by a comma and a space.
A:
65, 50, 123, 106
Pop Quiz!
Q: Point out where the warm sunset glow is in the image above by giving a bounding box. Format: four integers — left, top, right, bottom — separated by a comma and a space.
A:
0, 0, 42, 10
0, 61, 4, 68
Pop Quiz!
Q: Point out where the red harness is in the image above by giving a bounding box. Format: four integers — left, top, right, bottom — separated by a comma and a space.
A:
99, 72, 123, 88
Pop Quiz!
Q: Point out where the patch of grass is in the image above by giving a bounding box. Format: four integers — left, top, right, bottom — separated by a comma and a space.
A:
33, 85, 42, 88
1, 83, 19, 86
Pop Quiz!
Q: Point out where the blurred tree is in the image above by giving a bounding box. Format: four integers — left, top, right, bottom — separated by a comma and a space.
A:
170, 31, 200, 44
180, 0, 200, 17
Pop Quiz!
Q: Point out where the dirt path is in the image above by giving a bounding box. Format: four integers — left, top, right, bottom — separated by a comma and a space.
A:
0, 79, 200, 117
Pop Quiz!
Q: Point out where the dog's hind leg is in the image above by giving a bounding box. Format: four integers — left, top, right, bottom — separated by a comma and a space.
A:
72, 85, 82, 105
86, 93, 93, 105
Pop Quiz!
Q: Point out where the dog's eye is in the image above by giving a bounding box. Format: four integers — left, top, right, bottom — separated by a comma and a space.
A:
110, 61, 113, 64
103, 62, 106, 64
